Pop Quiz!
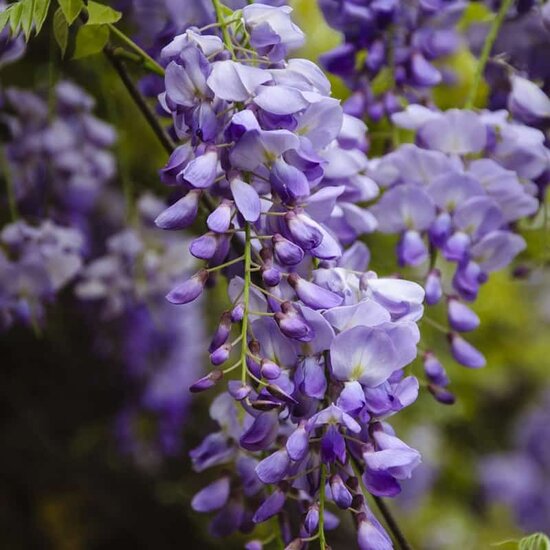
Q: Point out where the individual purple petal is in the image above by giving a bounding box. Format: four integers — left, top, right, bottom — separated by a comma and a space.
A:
509, 75, 550, 124
272, 234, 304, 265
255, 449, 290, 484
288, 273, 343, 310
230, 129, 300, 171
253, 489, 285, 523
450, 334, 486, 368
295, 357, 327, 399
190, 432, 234, 472
410, 52, 442, 87
426, 172, 484, 212
304, 504, 319, 535
428, 384, 456, 405
182, 150, 218, 189
442, 231, 470, 263
470, 231, 526, 272
323, 300, 390, 332
166, 269, 208, 304
207, 200, 233, 233
270, 157, 310, 203
429, 211, 452, 247
285, 210, 324, 250
366, 277, 425, 322
420, 267, 442, 306
207, 60, 272, 101
423, 352, 449, 386
254, 85, 309, 115
190, 233, 218, 260
311, 225, 342, 261
210, 499, 244, 537
274, 302, 315, 342
243, 4, 305, 60
418, 109, 487, 154
261, 359, 281, 380
154, 190, 201, 230
189, 370, 224, 393
230, 178, 261, 222
363, 468, 401, 498
330, 475, 353, 509
397, 229, 428, 266
210, 344, 231, 366
286, 422, 309, 461
447, 298, 480, 332
240, 412, 279, 452
366, 431, 422, 479
330, 326, 397, 387
191, 477, 230, 512
321, 424, 347, 463
452, 260, 485, 301
228, 381, 252, 401
337, 380, 366, 414
357, 510, 393, 550
371, 184, 436, 233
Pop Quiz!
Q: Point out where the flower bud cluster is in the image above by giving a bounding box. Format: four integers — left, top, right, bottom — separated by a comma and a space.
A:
318, 0, 465, 120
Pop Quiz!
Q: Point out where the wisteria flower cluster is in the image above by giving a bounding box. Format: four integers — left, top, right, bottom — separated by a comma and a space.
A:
0, 82, 117, 225
150, 3, 428, 546
1, 0, 550, 545
318, 0, 465, 121
368, 104, 545, 399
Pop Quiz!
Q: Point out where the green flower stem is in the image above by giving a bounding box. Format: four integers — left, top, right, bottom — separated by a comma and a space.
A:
240, 223, 252, 383
318, 463, 327, 549
107, 24, 165, 76
211, 0, 236, 57
464, 0, 514, 109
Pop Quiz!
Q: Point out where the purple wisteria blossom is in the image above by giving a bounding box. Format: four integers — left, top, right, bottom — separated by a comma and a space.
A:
368, 105, 545, 383
0, 83, 116, 225
153, 4, 425, 546
318, 0, 465, 120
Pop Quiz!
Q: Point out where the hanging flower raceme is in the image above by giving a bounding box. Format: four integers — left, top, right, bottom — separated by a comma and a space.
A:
368, 104, 545, 394
0, 82, 117, 223
317, 0, 465, 121
75, 194, 205, 467
153, 3, 425, 546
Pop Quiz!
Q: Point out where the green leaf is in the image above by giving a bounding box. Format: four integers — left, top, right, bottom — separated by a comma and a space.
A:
20, 0, 35, 40
57, 0, 83, 25
34, 0, 52, 34
518, 533, 550, 550
86, 0, 121, 25
73, 23, 108, 59
53, 7, 68, 56
9, 2, 24, 34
